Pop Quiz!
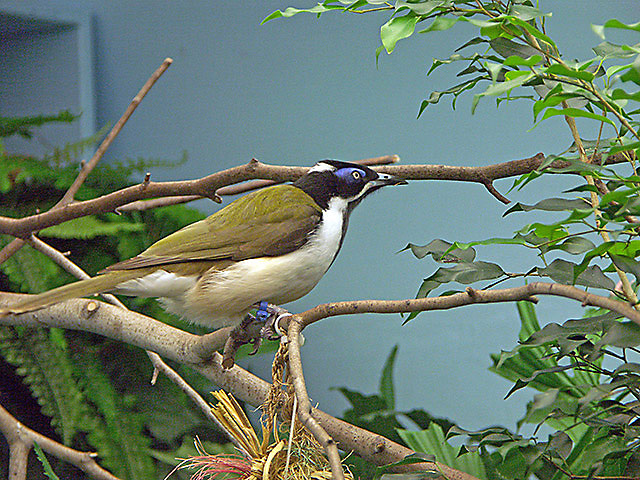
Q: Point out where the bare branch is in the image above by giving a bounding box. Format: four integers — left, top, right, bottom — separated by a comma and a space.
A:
289, 282, 640, 330
0, 58, 174, 264
287, 319, 344, 480
113, 155, 400, 212
0, 403, 121, 480
1, 279, 632, 477
60, 58, 173, 205
1, 151, 633, 239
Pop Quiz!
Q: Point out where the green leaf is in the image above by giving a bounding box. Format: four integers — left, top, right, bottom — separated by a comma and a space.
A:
395, 0, 444, 16
503, 54, 543, 67
418, 76, 485, 116
507, 16, 557, 50
380, 345, 398, 411
33, 443, 61, 480
402, 239, 476, 263
597, 321, 640, 348
508, 5, 547, 21
472, 72, 534, 112
416, 261, 505, 298
538, 258, 615, 290
397, 424, 488, 479
261, 4, 344, 23
547, 236, 596, 255
544, 63, 596, 82
504, 197, 591, 215
419, 16, 460, 34
539, 107, 615, 126
490, 37, 539, 59
576, 240, 640, 278
381, 13, 419, 53
592, 19, 640, 40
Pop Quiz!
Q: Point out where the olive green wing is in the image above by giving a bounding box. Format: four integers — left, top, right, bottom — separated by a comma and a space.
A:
104, 185, 322, 271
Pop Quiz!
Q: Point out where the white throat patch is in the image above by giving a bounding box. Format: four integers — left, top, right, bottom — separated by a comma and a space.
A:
308, 162, 336, 173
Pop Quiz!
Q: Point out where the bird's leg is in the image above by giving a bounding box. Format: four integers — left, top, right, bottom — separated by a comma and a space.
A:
221, 301, 292, 369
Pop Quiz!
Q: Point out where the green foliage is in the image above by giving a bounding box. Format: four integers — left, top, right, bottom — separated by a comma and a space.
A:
0, 116, 225, 480
33, 443, 61, 480
272, 1, 640, 477
336, 346, 455, 478
0, 111, 78, 139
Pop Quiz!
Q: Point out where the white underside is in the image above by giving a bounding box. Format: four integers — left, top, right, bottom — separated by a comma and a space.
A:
116, 197, 347, 329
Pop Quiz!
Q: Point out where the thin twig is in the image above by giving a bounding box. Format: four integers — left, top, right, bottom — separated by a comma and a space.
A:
58, 58, 173, 206
1, 151, 635, 238
114, 155, 400, 212
0, 58, 174, 264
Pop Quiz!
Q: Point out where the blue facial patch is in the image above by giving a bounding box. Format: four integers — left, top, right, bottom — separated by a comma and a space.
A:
335, 167, 366, 182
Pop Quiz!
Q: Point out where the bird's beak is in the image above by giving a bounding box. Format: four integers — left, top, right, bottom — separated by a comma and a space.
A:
373, 172, 408, 187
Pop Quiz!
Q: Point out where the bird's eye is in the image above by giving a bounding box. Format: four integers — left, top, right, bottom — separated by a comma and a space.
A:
351, 171, 361, 180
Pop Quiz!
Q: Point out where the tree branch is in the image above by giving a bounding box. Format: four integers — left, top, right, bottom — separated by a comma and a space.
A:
1, 151, 633, 239
113, 155, 400, 213
287, 319, 345, 480
1, 279, 634, 477
0, 58, 174, 262
0, 403, 121, 480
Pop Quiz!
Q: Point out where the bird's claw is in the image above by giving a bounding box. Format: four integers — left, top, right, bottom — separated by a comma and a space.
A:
221, 302, 292, 369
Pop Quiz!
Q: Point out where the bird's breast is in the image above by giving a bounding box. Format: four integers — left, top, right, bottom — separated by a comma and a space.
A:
183, 203, 347, 327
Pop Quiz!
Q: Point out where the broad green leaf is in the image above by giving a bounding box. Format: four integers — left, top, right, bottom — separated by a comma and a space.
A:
597, 321, 640, 348
381, 13, 419, 53
380, 345, 398, 411
576, 240, 640, 278
503, 54, 543, 67
402, 239, 476, 263
504, 197, 590, 216
262, 4, 343, 23
490, 37, 538, 59
594, 41, 640, 59
539, 107, 615, 126
610, 254, 640, 282
419, 16, 460, 34
398, 424, 488, 480
395, 0, 444, 16
418, 76, 485, 116
537, 259, 615, 290
508, 4, 548, 21
506, 16, 557, 49
592, 19, 640, 40
472, 72, 534, 112
544, 63, 596, 82
546, 236, 596, 255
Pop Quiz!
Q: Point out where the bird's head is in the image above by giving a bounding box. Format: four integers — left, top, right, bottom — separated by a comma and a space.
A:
293, 160, 407, 210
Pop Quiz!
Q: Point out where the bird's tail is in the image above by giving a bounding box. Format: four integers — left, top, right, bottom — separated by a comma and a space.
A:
0, 271, 141, 317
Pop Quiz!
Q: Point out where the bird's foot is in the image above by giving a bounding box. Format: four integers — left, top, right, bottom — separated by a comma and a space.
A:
221, 301, 292, 369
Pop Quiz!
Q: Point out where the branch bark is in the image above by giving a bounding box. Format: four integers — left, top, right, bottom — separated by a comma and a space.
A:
1, 280, 635, 477
0, 403, 121, 480
1, 152, 633, 239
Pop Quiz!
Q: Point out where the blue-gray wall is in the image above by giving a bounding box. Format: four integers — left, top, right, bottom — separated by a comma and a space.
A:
2, 1, 637, 432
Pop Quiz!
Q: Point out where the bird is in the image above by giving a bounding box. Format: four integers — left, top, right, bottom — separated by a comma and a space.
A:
0, 160, 406, 330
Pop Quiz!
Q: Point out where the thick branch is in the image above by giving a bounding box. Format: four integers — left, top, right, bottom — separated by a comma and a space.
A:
0, 403, 121, 480
1, 280, 633, 477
